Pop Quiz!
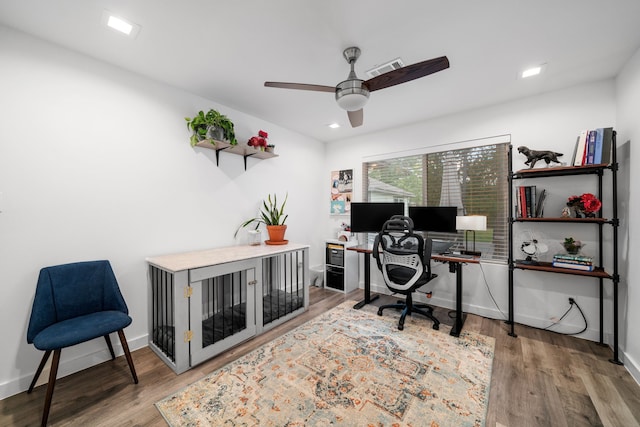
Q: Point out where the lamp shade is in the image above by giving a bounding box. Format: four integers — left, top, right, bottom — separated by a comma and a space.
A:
456, 215, 487, 231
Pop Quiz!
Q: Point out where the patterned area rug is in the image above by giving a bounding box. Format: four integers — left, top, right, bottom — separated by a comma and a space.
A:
156, 301, 495, 426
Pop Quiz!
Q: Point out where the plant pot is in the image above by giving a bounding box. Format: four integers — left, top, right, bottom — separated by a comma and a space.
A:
563, 243, 583, 255
266, 225, 287, 245
206, 125, 225, 141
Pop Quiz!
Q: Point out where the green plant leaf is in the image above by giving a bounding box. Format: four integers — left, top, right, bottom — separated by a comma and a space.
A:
236, 192, 288, 238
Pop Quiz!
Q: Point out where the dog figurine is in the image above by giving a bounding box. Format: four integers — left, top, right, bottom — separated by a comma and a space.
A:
517, 146, 563, 168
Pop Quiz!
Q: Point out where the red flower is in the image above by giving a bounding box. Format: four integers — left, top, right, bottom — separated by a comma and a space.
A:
258, 130, 268, 138
581, 193, 601, 213
567, 193, 601, 213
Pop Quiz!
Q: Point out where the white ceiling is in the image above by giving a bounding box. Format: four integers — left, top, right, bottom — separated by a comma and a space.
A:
2, 0, 640, 143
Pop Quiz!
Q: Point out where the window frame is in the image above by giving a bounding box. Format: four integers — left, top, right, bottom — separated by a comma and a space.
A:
361, 135, 511, 263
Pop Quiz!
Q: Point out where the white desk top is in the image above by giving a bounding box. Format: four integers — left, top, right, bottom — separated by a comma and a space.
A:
146, 242, 309, 273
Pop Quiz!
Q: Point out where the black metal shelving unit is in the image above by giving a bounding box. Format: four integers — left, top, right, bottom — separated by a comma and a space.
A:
507, 131, 621, 365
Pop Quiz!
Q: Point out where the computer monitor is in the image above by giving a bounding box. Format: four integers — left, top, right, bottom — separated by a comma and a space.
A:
350, 202, 404, 233
408, 206, 458, 233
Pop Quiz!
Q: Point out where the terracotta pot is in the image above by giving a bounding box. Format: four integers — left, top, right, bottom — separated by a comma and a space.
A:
266, 225, 287, 244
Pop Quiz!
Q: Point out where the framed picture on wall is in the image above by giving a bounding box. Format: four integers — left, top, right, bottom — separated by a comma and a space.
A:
330, 169, 352, 214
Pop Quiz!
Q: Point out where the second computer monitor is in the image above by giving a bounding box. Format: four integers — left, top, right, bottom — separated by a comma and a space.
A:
408, 206, 458, 233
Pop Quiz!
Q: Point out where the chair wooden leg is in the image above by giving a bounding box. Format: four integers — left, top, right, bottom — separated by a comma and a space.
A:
41, 349, 61, 427
117, 330, 138, 384
28, 350, 52, 394
104, 334, 116, 360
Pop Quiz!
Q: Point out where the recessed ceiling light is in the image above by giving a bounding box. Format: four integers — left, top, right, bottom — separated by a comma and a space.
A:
101, 10, 141, 38
328, 123, 340, 129
108, 16, 133, 35
520, 63, 547, 79
522, 67, 541, 78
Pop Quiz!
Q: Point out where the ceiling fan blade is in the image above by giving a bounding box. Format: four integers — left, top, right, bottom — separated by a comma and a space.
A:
348, 109, 363, 127
364, 56, 450, 92
264, 82, 335, 93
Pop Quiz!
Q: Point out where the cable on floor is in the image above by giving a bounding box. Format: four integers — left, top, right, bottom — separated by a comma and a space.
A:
542, 297, 588, 335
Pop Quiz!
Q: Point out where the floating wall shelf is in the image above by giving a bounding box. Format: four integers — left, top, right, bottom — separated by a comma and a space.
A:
195, 139, 278, 170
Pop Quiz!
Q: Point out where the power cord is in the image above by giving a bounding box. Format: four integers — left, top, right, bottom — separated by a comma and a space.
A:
542, 297, 588, 335
436, 263, 507, 320
479, 262, 508, 321
442, 261, 508, 321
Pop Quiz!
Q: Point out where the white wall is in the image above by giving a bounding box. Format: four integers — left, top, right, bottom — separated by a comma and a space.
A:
324, 79, 637, 366
616, 47, 640, 381
0, 25, 326, 398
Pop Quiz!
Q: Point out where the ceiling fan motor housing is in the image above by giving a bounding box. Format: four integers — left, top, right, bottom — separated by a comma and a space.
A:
335, 79, 370, 111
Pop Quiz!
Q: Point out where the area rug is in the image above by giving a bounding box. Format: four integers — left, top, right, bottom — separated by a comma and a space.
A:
156, 301, 495, 426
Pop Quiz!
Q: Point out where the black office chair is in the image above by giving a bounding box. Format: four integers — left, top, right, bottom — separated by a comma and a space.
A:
373, 215, 440, 330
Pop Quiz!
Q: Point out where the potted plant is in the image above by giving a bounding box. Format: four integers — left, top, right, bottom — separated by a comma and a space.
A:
563, 237, 583, 255
185, 109, 238, 146
247, 130, 270, 151
235, 193, 288, 245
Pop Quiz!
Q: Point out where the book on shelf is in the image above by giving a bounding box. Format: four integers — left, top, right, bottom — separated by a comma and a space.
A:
520, 186, 527, 217
586, 130, 597, 165
525, 186, 533, 217
572, 127, 613, 166
535, 189, 546, 218
593, 128, 604, 164
600, 127, 613, 165
516, 185, 545, 218
573, 130, 589, 166
552, 258, 593, 266
552, 260, 594, 271
553, 253, 593, 263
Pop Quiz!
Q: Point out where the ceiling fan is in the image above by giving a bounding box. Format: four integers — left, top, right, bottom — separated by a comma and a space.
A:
264, 47, 449, 128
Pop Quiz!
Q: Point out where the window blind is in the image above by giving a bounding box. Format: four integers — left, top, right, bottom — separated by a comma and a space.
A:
362, 143, 509, 262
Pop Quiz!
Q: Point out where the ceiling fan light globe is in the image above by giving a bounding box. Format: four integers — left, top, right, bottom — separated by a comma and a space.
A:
335, 80, 370, 111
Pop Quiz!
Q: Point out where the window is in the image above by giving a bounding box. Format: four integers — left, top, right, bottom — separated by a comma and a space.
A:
362, 142, 509, 262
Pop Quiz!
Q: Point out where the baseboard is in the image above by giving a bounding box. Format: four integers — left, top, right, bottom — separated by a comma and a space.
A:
623, 352, 640, 384
0, 334, 148, 401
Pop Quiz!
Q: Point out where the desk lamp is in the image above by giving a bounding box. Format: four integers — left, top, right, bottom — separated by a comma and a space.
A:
456, 215, 487, 256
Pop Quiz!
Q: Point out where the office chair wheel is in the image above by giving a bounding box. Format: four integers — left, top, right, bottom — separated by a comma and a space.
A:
432, 323, 439, 330
398, 324, 404, 331
377, 308, 383, 316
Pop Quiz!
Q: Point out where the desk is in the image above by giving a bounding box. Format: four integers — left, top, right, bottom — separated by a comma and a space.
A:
347, 245, 380, 309
431, 254, 480, 337
347, 245, 479, 337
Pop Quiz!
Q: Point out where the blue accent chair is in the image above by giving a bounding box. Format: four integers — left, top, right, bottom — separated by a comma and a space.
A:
26, 260, 138, 426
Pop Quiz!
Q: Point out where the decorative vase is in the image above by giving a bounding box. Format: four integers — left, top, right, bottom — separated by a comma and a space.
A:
266, 225, 287, 244
247, 229, 262, 246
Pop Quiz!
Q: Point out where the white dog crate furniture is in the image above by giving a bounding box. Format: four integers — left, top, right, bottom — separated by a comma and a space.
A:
146, 243, 309, 374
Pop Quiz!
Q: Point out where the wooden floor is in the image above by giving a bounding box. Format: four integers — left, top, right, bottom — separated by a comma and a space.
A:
2, 287, 640, 427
